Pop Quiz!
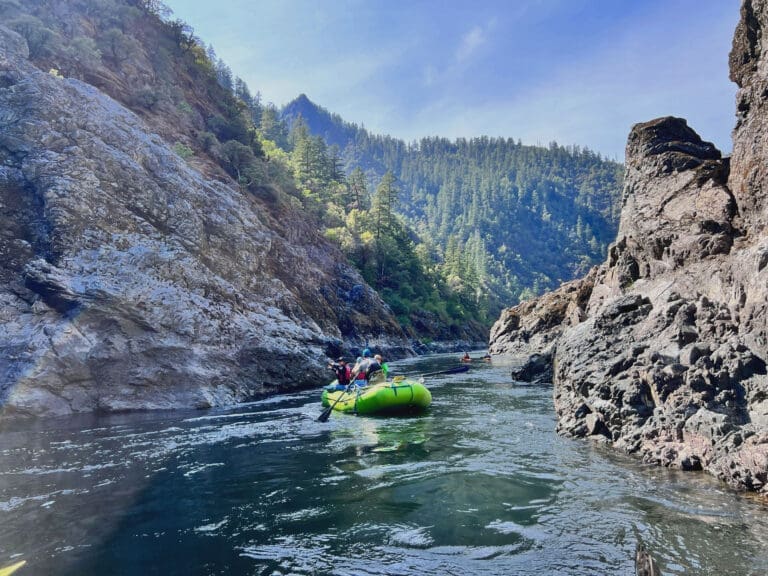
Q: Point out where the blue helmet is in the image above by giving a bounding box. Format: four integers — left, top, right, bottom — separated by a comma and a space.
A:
363, 348, 371, 357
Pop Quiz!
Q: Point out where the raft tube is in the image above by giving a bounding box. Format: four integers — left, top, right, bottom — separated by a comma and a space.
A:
320, 379, 431, 415
0, 561, 26, 576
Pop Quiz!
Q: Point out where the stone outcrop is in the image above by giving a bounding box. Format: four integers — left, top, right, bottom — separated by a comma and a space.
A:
0, 25, 411, 416
489, 270, 595, 382
489, 0, 768, 494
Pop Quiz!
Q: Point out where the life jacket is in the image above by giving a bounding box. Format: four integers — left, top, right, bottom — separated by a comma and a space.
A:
365, 360, 382, 379
355, 358, 375, 381
333, 363, 351, 385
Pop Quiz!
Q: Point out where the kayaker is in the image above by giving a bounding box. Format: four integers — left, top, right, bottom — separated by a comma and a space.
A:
328, 357, 351, 386
461, 352, 471, 363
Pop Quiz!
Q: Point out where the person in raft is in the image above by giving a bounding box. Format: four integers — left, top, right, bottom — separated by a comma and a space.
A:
461, 352, 471, 362
351, 348, 384, 385
482, 353, 492, 362
328, 357, 351, 387
374, 354, 389, 379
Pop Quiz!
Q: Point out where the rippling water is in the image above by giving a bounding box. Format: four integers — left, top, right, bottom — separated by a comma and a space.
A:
1, 354, 767, 575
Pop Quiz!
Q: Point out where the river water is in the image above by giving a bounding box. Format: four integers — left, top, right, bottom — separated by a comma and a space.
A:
1, 354, 767, 575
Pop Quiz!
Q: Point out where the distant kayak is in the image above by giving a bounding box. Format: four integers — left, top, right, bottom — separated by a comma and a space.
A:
0, 561, 26, 576
460, 355, 491, 363
321, 379, 432, 415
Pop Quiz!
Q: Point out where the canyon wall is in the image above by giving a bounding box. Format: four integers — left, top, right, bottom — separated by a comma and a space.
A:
0, 25, 411, 416
490, 0, 768, 493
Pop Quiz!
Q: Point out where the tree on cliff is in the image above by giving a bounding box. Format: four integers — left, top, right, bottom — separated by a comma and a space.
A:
8, 14, 54, 58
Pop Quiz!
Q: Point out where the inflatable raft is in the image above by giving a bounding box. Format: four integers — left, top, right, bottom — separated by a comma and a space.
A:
0, 561, 26, 576
321, 378, 432, 415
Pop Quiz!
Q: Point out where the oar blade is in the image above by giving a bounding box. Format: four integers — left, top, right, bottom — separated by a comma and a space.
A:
421, 365, 470, 378
318, 385, 353, 422
317, 406, 333, 422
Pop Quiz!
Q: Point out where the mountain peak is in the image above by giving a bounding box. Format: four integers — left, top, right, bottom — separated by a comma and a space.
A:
281, 95, 355, 149
286, 93, 317, 110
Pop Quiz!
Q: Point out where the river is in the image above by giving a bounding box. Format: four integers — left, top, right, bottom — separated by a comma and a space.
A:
0, 354, 766, 575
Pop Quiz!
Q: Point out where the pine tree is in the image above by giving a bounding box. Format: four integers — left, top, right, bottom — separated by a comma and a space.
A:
372, 171, 398, 239
348, 168, 369, 211
215, 57, 233, 92
259, 104, 288, 149
234, 77, 253, 107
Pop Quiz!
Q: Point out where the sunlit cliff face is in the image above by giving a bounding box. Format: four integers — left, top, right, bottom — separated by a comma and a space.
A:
0, 22, 410, 416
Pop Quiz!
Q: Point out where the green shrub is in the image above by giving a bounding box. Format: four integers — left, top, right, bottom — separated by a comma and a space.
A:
177, 100, 193, 114
173, 142, 194, 160
66, 36, 102, 72
196, 131, 219, 152
132, 86, 159, 110
9, 14, 54, 58
207, 113, 249, 144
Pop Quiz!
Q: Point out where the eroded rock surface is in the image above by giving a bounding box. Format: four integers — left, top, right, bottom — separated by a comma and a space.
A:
0, 26, 410, 416
489, 270, 595, 383
490, 1, 768, 493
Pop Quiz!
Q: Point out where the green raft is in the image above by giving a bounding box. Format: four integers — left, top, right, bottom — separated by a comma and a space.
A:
0, 561, 26, 576
320, 378, 432, 415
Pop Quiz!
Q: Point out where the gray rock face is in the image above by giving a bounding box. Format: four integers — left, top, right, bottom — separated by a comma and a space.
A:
0, 26, 411, 416
489, 271, 595, 359
489, 271, 595, 382
490, 2, 768, 493
730, 0, 768, 235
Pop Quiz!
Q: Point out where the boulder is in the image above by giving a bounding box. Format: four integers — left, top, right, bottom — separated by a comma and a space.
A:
510, 352, 553, 384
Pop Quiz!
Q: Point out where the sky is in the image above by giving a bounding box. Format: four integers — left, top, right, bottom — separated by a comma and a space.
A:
163, 0, 740, 162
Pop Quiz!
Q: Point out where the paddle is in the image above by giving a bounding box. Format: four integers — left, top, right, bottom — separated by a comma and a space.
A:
318, 384, 353, 422
420, 365, 469, 378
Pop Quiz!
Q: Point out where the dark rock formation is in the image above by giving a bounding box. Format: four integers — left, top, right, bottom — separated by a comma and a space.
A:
635, 543, 661, 576
0, 25, 411, 416
489, 271, 595, 359
489, 270, 595, 382
510, 352, 553, 384
489, 1, 768, 494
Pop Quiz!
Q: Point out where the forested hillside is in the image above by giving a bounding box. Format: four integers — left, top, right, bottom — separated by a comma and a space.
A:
5, 0, 622, 343
3, 0, 490, 343
283, 95, 624, 317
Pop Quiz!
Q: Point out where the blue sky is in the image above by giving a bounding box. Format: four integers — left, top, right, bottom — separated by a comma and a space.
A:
163, 0, 740, 161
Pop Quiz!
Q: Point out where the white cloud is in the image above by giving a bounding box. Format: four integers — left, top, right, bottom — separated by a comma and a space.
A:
455, 25, 487, 63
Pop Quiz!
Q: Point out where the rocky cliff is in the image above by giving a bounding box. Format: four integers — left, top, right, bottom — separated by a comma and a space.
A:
490, 0, 768, 494
0, 25, 411, 416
